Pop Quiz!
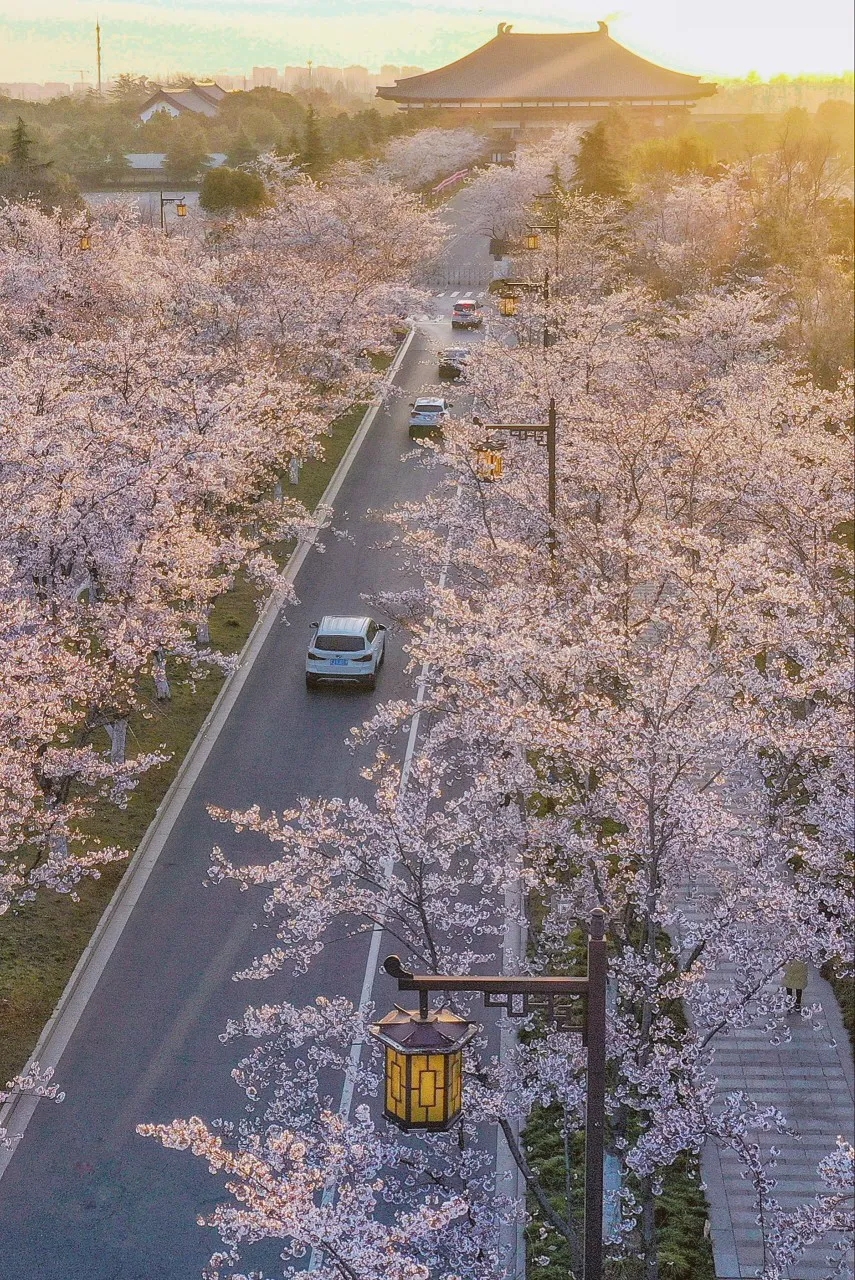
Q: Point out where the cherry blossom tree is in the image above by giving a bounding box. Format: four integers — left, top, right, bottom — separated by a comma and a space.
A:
0, 169, 446, 909
144, 180, 852, 1277
380, 128, 486, 191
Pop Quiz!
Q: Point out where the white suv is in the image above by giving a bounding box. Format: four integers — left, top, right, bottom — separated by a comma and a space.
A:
408, 396, 451, 435
306, 615, 387, 690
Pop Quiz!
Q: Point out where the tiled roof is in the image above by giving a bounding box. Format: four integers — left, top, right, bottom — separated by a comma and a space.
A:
378, 25, 716, 104
139, 83, 227, 118
193, 83, 227, 102
163, 89, 221, 117
124, 152, 227, 170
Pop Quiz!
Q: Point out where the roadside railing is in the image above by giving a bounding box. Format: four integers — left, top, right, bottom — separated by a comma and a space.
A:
430, 167, 471, 196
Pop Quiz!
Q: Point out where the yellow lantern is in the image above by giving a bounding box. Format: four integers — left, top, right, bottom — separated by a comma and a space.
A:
369, 1005, 475, 1131
78, 231, 92, 251
474, 446, 504, 481
498, 293, 518, 317
176, 200, 188, 217
525, 231, 541, 251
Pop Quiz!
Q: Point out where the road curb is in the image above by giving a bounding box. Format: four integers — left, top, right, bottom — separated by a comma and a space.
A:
0, 327, 416, 1172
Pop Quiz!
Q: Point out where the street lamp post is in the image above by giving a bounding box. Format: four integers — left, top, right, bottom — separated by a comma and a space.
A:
159, 192, 188, 234
473, 397, 558, 554
527, 188, 562, 272
372, 909, 608, 1280
495, 270, 551, 347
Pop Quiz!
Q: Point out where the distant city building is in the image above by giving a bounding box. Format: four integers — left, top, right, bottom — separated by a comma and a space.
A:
0, 82, 60, 100
342, 65, 372, 95
138, 82, 228, 122
212, 74, 247, 92
377, 22, 716, 127
282, 65, 312, 91
252, 66, 278, 89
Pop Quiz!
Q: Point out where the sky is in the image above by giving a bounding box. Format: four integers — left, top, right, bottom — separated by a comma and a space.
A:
0, 0, 853, 85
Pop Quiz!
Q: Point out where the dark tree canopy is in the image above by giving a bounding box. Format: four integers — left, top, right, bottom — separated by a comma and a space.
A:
199, 166, 269, 214
574, 122, 626, 198
0, 117, 81, 209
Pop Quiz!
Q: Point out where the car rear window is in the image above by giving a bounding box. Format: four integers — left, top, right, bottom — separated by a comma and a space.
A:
454, 301, 477, 309
414, 402, 440, 411
314, 634, 364, 652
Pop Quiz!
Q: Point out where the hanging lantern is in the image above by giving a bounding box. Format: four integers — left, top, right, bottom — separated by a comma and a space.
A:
498, 292, 518, 317
369, 1005, 475, 1131
524, 231, 541, 251
176, 199, 188, 217
474, 446, 504, 481
78, 230, 92, 251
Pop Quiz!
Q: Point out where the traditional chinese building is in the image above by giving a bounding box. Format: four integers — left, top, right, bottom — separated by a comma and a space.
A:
138, 82, 228, 123
377, 22, 716, 130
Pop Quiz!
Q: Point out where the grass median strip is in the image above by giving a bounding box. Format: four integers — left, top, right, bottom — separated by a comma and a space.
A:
0, 400, 370, 1085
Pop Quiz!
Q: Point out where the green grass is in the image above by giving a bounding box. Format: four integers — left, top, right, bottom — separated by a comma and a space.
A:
0, 400, 370, 1085
823, 963, 855, 1059
521, 922, 714, 1278
523, 1103, 714, 1280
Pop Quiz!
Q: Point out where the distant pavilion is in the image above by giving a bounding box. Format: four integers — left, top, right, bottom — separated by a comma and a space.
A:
377, 22, 716, 131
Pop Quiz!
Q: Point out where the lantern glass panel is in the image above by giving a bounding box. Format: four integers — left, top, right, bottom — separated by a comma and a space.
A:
525, 232, 540, 251
177, 201, 188, 217
410, 1052, 448, 1126
499, 295, 517, 316
385, 1046, 408, 1125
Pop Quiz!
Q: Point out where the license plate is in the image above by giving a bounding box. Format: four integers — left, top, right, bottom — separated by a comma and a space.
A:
330, 658, 348, 666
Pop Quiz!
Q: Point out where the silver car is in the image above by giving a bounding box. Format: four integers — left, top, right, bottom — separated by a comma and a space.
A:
451, 299, 483, 328
306, 615, 386, 690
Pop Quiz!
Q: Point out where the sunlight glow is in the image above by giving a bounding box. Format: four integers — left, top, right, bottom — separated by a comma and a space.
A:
0, 0, 852, 84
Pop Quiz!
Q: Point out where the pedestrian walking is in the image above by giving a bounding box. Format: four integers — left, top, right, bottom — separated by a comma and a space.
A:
782, 959, 808, 1010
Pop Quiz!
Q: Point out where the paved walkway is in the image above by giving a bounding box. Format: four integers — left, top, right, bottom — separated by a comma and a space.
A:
676, 875, 854, 1279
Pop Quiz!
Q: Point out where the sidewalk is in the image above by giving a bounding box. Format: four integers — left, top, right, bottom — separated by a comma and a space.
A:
678, 878, 855, 1279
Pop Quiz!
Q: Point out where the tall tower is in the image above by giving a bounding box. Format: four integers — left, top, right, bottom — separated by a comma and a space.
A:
96, 20, 102, 95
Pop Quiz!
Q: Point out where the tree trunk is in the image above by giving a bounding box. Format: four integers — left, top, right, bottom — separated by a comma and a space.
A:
106, 718, 128, 765
153, 650, 171, 701
48, 828, 69, 863
640, 1175, 660, 1280
273, 478, 284, 502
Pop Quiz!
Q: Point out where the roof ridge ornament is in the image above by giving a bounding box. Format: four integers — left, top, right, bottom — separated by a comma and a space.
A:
496, 22, 513, 35
597, 20, 609, 34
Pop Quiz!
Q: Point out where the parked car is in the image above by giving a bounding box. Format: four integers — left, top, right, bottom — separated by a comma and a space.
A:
451, 299, 483, 329
438, 347, 469, 378
408, 395, 451, 435
306, 615, 386, 690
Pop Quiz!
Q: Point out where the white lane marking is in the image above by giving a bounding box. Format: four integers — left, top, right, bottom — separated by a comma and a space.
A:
450, 290, 460, 297
0, 330, 419, 1180
331, 651, 430, 1127
310, 509, 457, 1267
436, 292, 446, 298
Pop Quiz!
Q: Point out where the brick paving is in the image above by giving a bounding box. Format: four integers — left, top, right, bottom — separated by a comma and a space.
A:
676, 878, 854, 1279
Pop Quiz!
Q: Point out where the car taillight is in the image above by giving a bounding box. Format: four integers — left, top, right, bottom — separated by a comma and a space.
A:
353, 653, 373, 662
308, 650, 324, 659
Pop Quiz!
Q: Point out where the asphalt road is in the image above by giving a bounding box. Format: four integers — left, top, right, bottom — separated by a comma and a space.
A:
0, 200, 495, 1279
